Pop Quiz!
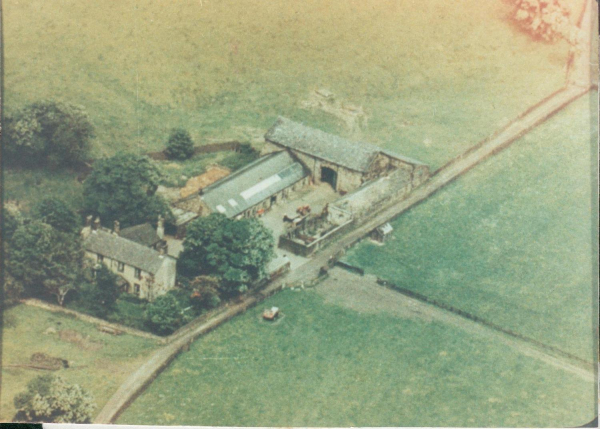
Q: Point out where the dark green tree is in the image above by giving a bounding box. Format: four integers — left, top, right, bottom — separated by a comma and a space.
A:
4, 100, 94, 167
178, 214, 274, 295
82, 153, 171, 227
187, 275, 221, 311
14, 374, 95, 423
145, 292, 188, 335
8, 221, 83, 305
78, 266, 122, 318
164, 128, 195, 160
3, 207, 23, 242
32, 198, 80, 234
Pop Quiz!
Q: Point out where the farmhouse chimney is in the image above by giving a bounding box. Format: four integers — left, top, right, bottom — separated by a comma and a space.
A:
81, 215, 94, 239
157, 215, 165, 240
113, 220, 120, 235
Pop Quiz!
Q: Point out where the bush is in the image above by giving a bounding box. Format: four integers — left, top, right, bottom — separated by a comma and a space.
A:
145, 292, 191, 335
219, 144, 259, 171
77, 266, 121, 318
187, 275, 222, 311
13, 374, 95, 423
165, 128, 195, 160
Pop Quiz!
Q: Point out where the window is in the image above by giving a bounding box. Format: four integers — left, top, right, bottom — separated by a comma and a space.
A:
134, 284, 141, 296
97, 254, 104, 263
134, 268, 142, 279
118, 262, 125, 273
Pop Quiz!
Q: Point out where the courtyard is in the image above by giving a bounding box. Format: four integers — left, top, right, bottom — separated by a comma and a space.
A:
259, 182, 338, 269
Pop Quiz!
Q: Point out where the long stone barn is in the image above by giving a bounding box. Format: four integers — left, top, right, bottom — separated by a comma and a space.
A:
262, 117, 430, 194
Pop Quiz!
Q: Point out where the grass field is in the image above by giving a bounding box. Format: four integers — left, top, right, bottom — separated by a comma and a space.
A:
0, 305, 159, 421
118, 288, 595, 427
3, 0, 578, 169
345, 91, 598, 362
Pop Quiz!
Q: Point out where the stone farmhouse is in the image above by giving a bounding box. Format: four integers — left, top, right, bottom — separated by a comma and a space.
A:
81, 217, 176, 301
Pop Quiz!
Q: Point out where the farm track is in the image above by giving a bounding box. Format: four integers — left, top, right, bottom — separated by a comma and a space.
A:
317, 268, 595, 383
96, 0, 596, 420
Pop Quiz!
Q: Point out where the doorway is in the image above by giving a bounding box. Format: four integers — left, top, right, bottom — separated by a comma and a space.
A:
320, 166, 338, 190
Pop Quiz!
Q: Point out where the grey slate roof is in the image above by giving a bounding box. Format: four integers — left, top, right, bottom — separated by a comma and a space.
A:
201, 151, 309, 218
83, 230, 168, 274
265, 117, 426, 172
119, 223, 161, 248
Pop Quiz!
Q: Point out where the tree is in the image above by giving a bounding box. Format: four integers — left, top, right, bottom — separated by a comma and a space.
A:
83, 153, 172, 227
187, 275, 221, 310
8, 221, 83, 305
178, 214, 275, 296
164, 128, 195, 160
145, 292, 188, 335
78, 266, 122, 318
4, 100, 94, 167
14, 374, 95, 423
3, 272, 25, 307
3, 207, 23, 242
32, 198, 80, 234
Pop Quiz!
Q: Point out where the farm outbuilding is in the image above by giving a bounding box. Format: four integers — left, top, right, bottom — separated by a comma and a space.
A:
198, 151, 311, 219
262, 117, 429, 194
372, 222, 393, 243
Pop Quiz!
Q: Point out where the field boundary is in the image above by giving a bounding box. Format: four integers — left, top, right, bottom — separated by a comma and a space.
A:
376, 279, 594, 368
93, 281, 285, 424
19, 299, 162, 342
146, 141, 243, 160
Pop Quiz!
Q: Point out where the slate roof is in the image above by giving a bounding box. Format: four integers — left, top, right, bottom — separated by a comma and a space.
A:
119, 223, 161, 248
265, 117, 426, 172
201, 151, 309, 218
83, 230, 169, 274
172, 207, 199, 226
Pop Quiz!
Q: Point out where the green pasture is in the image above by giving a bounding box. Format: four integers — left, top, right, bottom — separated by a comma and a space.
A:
118, 289, 595, 427
345, 92, 597, 362
3, 0, 574, 169
0, 305, 159, 421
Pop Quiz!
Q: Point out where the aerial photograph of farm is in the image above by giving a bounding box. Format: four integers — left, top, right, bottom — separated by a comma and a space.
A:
1, 0, 597, 426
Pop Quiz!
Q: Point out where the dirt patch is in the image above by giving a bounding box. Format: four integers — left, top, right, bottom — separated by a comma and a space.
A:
314, 268, 434, 322
58, 329, 103, 351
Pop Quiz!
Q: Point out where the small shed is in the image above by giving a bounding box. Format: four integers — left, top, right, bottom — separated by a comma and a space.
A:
372, 222, 393, 243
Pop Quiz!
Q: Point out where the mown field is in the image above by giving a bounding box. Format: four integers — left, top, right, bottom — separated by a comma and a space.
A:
118, 288, 595, 427
3, 0, 576, 168
345, 91, 598, 362
0, 305, 159, 421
